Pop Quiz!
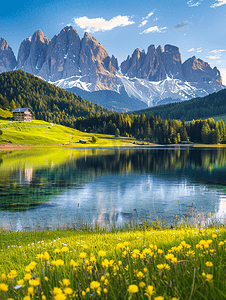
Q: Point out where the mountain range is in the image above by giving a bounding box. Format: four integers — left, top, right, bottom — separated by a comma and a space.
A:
0, 26, 224, 111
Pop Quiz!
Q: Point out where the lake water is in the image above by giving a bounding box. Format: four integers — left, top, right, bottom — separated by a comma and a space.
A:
0, 147, 226, 231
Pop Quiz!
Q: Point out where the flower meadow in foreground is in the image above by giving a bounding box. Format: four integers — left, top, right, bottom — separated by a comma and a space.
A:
0, 228, 226, 299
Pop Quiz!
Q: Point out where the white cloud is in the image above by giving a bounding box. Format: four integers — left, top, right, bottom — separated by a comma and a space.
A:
207, 55, 222, 59
142, 12, 154, 20
187, 48, 195, 52
211, 0, 226, 8
197, 48, 202, 53
140, 26, 167, 34
187, 0, 203, 7
73, 15, 134, 33
209, 49, 226, 54
139, 20, 148, 27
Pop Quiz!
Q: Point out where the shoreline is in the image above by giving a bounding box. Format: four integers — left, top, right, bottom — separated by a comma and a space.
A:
1, 142, 226, 151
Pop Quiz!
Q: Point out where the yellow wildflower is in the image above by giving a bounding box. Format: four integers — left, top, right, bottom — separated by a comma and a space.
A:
155, 297, 164, 300
124, 241, 130, 247
42, 295, 46, 300
23, 296, 31, 300
206, 274, 213, 282
158, 249, 163, 254
90, 256, 96, 263
1, 274, 6, 281
81, 291, 86, 297
61, 246, 69, 252
103, 288, 108, 294
98, 250, 107, 257
24, 273, 32, 281
165, 253, 175, 260
218, 241, 224, 246
97, 287, 102, 296
70, 259, 78, 268
79, 252, 87, 259
0, 283, 8, 292
127, 285, 139, 294
145, 285, 155, 297
51, 260, 64, 266
205, 261, 213, 267
64, 288, 73, 295
90, 281, 100, 290
54, 249, 61, 254
212, 234, 217, 239
17, 279, 24, 286
43, 252, 50, 261
53, 287, 63, 295
29, 279, 40, 286
36, 254, 44, 259
83, 245, 89, 249
137, 271, 144, 279
55, 294, 66, 300
117, 243, 124, 249
157, 264, 164, 270
61, 279, 70, 287
44, 276, 49, 282
7, 270, 17, 279
163, 263, 171, 270
28, 286, 34, 295
139, 282, 146, 288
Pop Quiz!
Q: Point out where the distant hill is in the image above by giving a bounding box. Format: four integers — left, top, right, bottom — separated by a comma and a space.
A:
66, 86, 148, 112
0, 70, 108, 127
131, 88, 226, 121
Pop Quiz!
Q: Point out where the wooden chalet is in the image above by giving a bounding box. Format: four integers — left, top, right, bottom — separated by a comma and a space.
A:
12, 108, 33, 122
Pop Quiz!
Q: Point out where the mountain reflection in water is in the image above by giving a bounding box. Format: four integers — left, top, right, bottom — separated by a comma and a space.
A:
0, 147, 226, 231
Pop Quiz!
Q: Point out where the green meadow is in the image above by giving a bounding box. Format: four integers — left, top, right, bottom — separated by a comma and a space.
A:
0, 120, 137, 148
0, 226, 226, 299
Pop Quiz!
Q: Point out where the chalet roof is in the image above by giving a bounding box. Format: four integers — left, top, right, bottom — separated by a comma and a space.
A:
12, 108, 33, 113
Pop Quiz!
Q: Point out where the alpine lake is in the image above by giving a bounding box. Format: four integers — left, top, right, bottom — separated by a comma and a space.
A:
0, 146, 226, 231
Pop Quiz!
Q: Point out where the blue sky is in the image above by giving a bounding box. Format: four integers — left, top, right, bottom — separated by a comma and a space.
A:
1, 0, 226, 84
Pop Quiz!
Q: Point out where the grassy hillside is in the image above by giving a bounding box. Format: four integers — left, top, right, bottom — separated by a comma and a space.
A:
0, 107, 12, 119
0, 119, 137, 147
131, 88, 226, 121
0, 70, 108, 128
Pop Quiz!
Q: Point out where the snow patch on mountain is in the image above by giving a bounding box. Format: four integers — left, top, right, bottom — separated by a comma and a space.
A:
50, 72, 214, 107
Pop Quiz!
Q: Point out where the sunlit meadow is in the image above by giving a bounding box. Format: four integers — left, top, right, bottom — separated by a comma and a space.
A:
0, 225, 226, 300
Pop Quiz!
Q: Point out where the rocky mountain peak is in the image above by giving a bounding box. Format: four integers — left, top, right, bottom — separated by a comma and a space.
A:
0, 38, 17, 72
182, 56, 222, 86
17, 29, 49, 74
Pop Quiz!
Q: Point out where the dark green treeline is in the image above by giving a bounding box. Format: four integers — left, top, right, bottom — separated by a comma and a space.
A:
0, 70, 108, 127
76, 112, 226, 144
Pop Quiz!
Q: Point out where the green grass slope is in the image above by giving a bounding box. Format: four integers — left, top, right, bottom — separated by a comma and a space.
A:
0, 120, 137, 147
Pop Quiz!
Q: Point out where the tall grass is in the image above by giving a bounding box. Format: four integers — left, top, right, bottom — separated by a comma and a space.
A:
0, 225, 225, 299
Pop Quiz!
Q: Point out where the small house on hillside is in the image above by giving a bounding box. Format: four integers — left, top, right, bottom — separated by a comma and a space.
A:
12, 108, 33, 122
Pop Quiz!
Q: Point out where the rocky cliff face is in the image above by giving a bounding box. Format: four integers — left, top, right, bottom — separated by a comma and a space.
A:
17, 26, 119, 91
182, 56, 222, 87
0, 38, 17, 72
0, 26, 224, 109
17, 29, 49, 75
120, 44, 221, 88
